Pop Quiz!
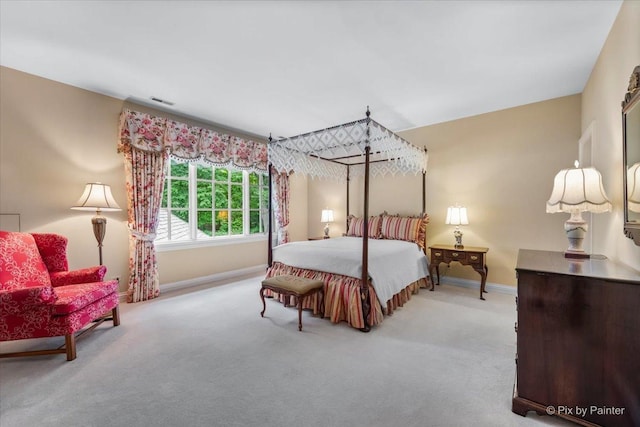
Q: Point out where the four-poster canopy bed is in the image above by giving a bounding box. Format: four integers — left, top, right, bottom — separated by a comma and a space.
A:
266, 107, 430, 331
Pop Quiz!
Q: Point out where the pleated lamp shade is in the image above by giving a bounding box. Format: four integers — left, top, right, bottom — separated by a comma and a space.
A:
546, 165, 611, 214
72, 183, 121, 212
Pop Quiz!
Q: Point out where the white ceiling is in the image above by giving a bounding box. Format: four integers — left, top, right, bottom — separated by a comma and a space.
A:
0, 1, 623, 139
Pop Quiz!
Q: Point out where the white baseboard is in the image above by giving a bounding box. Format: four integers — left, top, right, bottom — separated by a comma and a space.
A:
438, 276, 517, 296
117, 264, 267, 300
117, 267, 516, 301
161, 264, 267, 293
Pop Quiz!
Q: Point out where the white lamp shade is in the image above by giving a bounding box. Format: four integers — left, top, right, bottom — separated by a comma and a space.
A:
546, 166, 611, 213
321, 209, 334, 223
72, 183, 122, 211
629, 162, 640, 213
445, 206, 469, 225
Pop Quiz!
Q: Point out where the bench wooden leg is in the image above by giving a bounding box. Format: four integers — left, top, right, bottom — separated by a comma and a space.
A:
260, 287, 266, 317
298, 296, 303, 331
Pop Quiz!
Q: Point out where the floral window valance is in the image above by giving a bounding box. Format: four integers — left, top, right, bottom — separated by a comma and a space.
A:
117, 109, 268, 172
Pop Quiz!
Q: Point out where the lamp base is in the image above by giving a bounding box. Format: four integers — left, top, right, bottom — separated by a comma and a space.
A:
91, 214, 107, 266
453, 227, 463, 249
564, 211, 588, 260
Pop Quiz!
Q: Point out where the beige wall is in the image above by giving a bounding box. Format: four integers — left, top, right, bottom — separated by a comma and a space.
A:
156, 241, 265, 284
307, 177, 350, 238
307, 95, 582, 286
0, 66, 268, 293
0, 66, 130, 286
5, 1, 638, 294
288, 173, 309, 241
582, 0, 640, 271
307, 173, 426, 238
305, 1, 640, 282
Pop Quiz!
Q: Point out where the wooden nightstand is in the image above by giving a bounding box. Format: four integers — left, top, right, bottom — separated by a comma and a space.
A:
428, 244, 489, 300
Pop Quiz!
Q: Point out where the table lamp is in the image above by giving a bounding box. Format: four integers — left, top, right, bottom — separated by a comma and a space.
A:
546, 161, 611, 258
445, 205, 468, 248
321, 209, 334, 239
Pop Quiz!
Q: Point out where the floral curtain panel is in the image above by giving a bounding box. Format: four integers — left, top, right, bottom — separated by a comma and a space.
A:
118, 109, 268, 302
271, 168, 290, 245
120, 146, 166, 303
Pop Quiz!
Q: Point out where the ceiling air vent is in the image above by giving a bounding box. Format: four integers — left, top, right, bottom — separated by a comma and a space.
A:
150, 97, 175, 106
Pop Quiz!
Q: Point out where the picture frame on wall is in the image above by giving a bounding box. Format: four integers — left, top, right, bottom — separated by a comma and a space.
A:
0, 214, 21, 232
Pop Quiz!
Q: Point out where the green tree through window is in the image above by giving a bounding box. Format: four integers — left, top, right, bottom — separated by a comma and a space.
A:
158, 159, 268, 242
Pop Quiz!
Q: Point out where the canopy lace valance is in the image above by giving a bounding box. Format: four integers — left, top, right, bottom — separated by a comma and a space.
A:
118, 109, 268, 172
269, 116, 428, 181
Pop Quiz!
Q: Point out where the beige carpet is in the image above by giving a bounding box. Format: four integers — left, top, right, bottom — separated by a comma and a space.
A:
0, 276, 573, 427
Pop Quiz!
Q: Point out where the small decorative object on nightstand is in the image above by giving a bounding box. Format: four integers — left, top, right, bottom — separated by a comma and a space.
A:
429, 244, 489, 300
321, 208, 334, 239
546, 161, 611, 259
445, 205, 468, 248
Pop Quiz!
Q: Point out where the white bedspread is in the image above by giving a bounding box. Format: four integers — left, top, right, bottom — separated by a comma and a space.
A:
272, 237, 430, 306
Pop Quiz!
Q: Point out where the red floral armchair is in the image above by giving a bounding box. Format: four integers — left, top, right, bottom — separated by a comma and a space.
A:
0, 231, 120, 361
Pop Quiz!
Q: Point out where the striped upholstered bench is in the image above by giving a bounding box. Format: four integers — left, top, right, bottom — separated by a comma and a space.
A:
260, 275, 324, 331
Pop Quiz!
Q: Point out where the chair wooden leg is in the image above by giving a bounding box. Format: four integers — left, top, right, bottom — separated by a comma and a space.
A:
112, 306, 120, 326
65, 334, 77, 361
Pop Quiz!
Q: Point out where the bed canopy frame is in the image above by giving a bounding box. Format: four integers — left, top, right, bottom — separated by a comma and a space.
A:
267, 107, 428, 331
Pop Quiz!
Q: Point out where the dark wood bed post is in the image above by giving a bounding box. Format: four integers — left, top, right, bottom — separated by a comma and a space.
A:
267, 134, 273, 268
421, 171, 426, 213
360, 107, 371, 333
422, 147, 427, 214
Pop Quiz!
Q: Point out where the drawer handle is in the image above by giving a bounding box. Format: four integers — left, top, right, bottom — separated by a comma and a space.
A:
514, 322, 518, 333
470, 255, 478, 261
452, 252, 459, 257
434, 252, 442, 257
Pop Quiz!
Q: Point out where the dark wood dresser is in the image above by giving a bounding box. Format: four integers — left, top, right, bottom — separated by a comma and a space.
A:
513, 249, 640, 427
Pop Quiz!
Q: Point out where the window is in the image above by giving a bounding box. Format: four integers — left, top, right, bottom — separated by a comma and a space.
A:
158, 159, 269, 244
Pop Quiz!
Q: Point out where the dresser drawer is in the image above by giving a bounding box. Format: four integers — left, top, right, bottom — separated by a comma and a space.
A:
431, 249, 445, 261
467, 252, 483, 266
445, 251, 467, 263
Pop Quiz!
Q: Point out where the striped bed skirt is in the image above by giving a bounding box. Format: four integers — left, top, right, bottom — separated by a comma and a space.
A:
263, 262, 430, 330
